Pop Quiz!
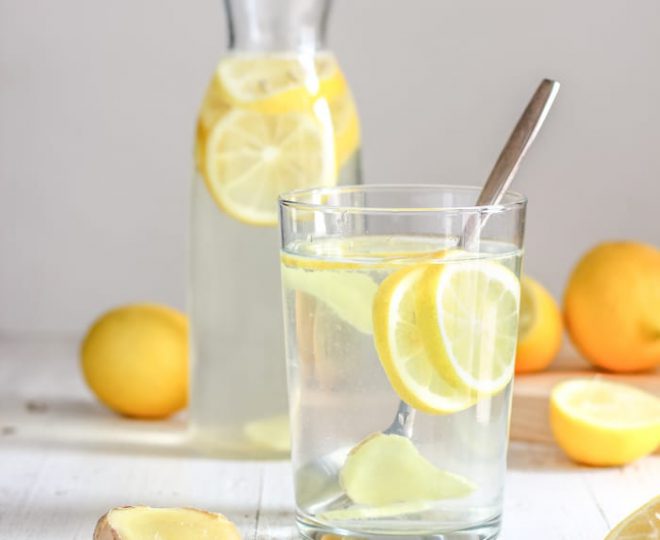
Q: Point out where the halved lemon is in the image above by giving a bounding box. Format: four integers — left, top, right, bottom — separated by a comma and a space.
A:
204, 109, 335, 226
605, 495, 660, 539
515, 275, 563, 374
550, 379, 660, 466
372, 265, 475, 414
416, 259, 520, 395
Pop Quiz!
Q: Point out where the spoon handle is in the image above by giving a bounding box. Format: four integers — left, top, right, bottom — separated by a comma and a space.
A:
460, 79, 560, 250
386, 79, 560, 439
477, 79, 560, 207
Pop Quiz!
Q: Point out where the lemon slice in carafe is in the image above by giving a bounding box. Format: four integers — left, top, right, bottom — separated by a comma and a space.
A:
196, 53, 360, 226
204, 108, 335, 226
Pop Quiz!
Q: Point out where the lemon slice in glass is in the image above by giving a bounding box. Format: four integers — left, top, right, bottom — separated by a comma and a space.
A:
318, 501, 433, 522
204, 109, 335, 226
417, 258, 520, 395
372, 265, 475, 414
282, 265, 377, 334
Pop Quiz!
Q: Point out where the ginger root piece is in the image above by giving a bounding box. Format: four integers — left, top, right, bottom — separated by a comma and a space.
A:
340, 433, 476, 506
93, 506, 241, 540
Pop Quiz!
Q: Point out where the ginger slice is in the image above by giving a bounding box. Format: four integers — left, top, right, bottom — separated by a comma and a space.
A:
340, 433, 476, 506
93, 506, 241, 540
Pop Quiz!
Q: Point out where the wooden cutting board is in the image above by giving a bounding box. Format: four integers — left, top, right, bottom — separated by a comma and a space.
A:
510, 341, 660, 447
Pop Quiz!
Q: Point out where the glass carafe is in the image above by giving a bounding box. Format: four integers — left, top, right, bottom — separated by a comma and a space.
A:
189, 0, 361, 458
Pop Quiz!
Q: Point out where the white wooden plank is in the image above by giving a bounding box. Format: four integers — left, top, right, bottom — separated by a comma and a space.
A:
581, 456, 660, 533
1, 338, 656, 539
255, 462, 297, 539
0, 338, 263, 539
0, 448, 264, 539
503, 442, 609, 539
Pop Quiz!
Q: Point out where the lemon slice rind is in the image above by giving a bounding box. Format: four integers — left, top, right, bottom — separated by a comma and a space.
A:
372, 265, 475, 415
604, 495, 660, 540
418, 260, 520, 395
552, 379, 660, 430
203, 109, 335, 226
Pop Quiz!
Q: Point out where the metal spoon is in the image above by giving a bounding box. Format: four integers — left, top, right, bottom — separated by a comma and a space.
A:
385, 78, 561, 439
298, 78, 561, 511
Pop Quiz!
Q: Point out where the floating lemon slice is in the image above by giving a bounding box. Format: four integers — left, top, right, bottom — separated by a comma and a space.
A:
318, 500, 433, 522
372, 264, 475, 414
196, 53, 361, 226
550, 379, 660, 466
217, 53, 346, 113
280, 239, 447, 272
282, 265, 377, 334
244, 414, 291, 453
417, 258, 520, 395
281, 253, 366, 272
328, 90, 360, 168
281, 240, 452, 335
340, 433, 475, 506
204, 109, 335, 226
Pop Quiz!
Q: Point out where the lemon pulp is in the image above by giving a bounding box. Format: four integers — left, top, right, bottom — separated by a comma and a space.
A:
515, 276, 563, 373
416, 258, 520, 395
372, 264, 476, 414
550, 378, 660, 465
196, 52, 360, 226
605, 495, 660, 540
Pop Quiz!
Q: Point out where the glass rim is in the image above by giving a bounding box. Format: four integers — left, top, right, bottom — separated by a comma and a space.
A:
279, 183, 527, 215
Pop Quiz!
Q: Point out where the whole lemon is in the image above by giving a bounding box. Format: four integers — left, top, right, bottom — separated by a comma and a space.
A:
81, 304, 188, 418
516, 276, 563, 374
564, 242, 660, 372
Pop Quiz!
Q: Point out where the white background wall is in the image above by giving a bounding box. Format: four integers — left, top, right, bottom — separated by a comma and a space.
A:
1, 0, 659, 336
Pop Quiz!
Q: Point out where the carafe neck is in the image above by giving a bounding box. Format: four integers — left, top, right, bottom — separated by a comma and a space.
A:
224, 0, 330, 52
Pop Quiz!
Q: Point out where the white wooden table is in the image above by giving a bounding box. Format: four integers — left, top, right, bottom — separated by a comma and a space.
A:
1, 338, 658, 539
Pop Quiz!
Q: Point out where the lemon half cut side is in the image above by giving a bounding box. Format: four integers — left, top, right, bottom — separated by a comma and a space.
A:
550, 379, 660, 466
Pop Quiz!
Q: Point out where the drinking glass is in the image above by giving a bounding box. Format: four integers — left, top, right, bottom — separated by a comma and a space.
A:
279, 185, 526, 539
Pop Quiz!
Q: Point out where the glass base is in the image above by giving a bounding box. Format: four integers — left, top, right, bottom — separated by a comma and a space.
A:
297, 512, 501, 539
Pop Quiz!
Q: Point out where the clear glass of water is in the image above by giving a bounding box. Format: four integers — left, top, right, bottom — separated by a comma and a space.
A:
279, 185, 526, 539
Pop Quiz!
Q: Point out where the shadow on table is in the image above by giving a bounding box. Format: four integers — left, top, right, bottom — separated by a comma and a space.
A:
2, 393, 610, 475
1, 394, 200, 460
